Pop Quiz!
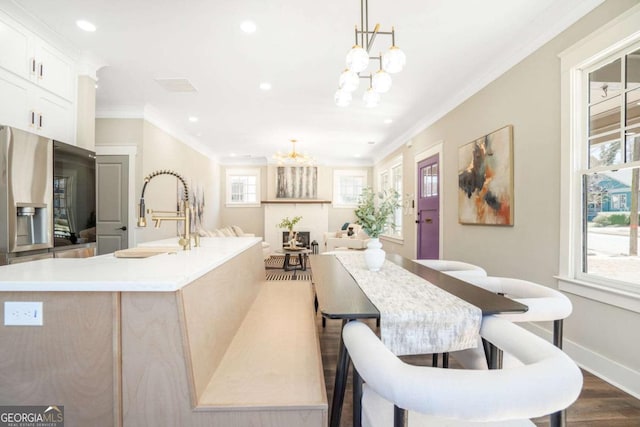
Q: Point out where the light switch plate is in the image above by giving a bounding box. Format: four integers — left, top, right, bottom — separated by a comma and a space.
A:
4, 301, 43, 326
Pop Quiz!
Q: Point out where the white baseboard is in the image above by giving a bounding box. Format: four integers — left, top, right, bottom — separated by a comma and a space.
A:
521, 323, 640, 399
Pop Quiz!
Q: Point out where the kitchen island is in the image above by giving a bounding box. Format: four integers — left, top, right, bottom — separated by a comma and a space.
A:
0, 237, 327, 427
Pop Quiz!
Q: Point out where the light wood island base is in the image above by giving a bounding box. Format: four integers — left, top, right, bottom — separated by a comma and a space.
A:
0, 292, 120, 426
0, 239, 327, 427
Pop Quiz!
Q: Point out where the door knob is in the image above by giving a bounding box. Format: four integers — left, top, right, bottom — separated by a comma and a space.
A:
118, 226, 127, 231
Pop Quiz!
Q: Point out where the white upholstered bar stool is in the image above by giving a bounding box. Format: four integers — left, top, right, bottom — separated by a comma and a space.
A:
413, 259, 487, 277
450, 276, 572, 368
343, 318, 582, 427
449, 276, 573, 427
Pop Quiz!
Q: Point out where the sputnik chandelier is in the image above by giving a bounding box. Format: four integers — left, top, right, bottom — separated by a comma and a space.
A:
334, 0, 406, 108
272, 139, 314, 165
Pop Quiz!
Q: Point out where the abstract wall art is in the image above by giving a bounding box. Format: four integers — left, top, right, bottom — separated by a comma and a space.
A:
276, 166, 317, 199
458, 125, 514, 225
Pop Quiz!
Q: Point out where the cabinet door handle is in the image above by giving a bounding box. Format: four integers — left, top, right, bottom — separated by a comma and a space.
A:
117, 226, 127, 231
30, 111, 35, 126
38, 63, 44, 79
30, 58, 36, 75
38, 114, 43, 129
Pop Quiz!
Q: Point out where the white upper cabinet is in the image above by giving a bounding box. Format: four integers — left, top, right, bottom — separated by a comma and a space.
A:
33, 40, 74, 101
0, 11, 76, 143
0, 68, 31, 127
0, 14, 31, 78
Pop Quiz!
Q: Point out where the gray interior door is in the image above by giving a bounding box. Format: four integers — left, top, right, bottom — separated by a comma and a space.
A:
96, 155, 129, 255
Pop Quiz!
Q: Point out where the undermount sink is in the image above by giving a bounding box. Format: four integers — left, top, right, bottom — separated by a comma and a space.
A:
114, 247, 178, 258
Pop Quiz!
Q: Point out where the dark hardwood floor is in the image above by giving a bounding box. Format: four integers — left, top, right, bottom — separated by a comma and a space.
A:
316, 316, 640, 427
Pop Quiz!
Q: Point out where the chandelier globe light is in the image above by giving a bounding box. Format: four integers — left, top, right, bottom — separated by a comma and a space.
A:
334, 0, 405, 107
346, 45, 370, 73
372, 69, 392, 93
272, 139, 314, 165
382, 44, 406, 74
363, 86, 380, 108
339, 69, 360, 92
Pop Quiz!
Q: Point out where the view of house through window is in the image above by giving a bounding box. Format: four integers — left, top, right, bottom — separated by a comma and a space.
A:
583, 46, 640, 285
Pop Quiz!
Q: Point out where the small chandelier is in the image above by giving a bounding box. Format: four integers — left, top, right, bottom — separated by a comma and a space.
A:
273, 139, 314, 165
334, 0, 406, 108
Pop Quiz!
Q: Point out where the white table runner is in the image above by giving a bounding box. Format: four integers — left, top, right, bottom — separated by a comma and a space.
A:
335, 252, 482, 356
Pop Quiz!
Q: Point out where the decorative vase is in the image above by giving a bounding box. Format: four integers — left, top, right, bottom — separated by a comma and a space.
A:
288, 230, 298, 248
364, 237, 385, 272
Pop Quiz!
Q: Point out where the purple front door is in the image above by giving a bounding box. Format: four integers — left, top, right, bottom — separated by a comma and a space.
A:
417, 155, 440, 259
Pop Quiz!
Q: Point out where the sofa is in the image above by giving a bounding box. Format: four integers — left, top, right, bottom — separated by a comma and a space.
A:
199, 225, 271, 260
322, 223, 370, 252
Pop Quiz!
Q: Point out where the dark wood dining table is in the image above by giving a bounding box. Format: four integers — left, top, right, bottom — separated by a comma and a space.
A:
309, 253, 529, 427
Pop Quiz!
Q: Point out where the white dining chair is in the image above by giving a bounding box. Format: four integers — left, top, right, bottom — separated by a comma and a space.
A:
413, 259, 488, 276
343, 317, 583, 427
450, 276, 572, 369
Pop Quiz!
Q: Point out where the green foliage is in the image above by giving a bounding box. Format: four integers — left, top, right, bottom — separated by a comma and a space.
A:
592, 212, 640, 226
276, 215, 302, 231
608, 213, 629, 226
592, 213, 611, 227
354, 187, 400, 238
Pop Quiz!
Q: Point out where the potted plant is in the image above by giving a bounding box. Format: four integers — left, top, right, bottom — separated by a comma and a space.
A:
354, 187, 400, 271
277, 215, 303, 248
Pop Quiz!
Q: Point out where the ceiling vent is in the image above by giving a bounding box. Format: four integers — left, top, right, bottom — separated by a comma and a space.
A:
154, 78, 198, 93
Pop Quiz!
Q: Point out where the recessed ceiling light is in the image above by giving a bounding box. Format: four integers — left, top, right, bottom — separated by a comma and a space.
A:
240, 20, 257, 33
188, 116, 199, 123
230, 153, 237, 157
354, 154, 361, 158
76, 20, 96, 32
94, 84, 99, 89
384, 118, 393, 124
259, 82, 272, 91
196, 132, 202, 137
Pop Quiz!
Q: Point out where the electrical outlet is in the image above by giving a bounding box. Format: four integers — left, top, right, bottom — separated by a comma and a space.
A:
4, 301, 43, 326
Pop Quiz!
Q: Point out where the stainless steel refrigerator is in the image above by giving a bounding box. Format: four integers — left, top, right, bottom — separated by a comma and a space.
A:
0, 125, 54, 265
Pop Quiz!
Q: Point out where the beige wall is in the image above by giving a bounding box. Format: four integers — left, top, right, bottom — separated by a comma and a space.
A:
95, 118, 220, 244
373, 0, 640, 393
95, 118, 144, 146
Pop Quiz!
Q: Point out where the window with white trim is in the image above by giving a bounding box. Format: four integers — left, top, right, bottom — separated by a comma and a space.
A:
333, 169, 368, 207
569, 43, 640, 289
391, 163, 403, 236
379, 171, 389, 192
225, 168, 261, 207
378, 161, 402, 238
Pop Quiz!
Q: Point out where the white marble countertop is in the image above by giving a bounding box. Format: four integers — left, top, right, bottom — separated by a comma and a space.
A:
0, 237, 261, 292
